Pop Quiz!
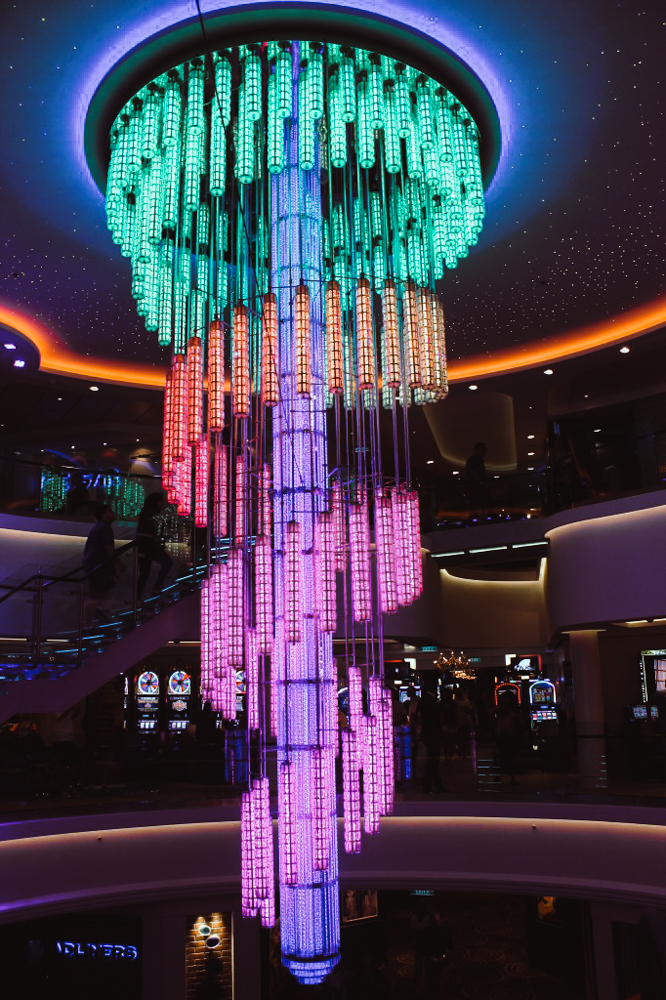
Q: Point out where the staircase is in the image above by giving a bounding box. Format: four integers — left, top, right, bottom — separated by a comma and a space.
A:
0, 573, 201, 724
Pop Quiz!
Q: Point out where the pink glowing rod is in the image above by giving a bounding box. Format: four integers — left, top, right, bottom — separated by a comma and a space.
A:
355, 277, 375, 391
255, 776, 276, 928
381, 688, 395, 815
312, 747, 332, 871
262, 292, 279, 406
246, 627, 259, 731
381, 278, 402, 388
431, 294, 448, 397
228, 546, 245, 668
187, 335, 203, 444
260, 464, 272, 537
295, 282, 311, 397
402, 280, 421, 388
162, 367, 174, 487
214, 442, 227, 539
176, 446, 192, 517
232, 303, 251, 418
255, 534, 274, 654
235, 454, 246, 543
172, 354, 188, 460
407, 489, 423, 602
241, 791, 256, 917
325, 280, 344, 395
284, 521, 302, 643
332, 479, 346, 572
278, 761, 297, 885
347, 665, 363, 735
315, 512, 336, 632
200, 576, 211, 700
374, 491, 397, 613
207, 319, 225, 431
349, 501, 371, 621
342, 729, 362, 854
362, 715, 380, 834
391, 486, 409, 606
194, 438, 209, 528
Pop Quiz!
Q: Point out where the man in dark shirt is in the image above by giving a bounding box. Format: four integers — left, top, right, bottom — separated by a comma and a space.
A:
135, 492, 173, 598
83, 503, 121, 620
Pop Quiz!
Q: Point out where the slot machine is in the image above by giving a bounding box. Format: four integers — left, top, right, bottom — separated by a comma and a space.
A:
495, 681, 521, 706
167, 668, 193, 732
529, 679, 558, 732
135, 669, 160, 733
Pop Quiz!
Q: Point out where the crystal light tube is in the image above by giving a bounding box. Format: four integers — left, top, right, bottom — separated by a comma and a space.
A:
176, 446, 192, 517
260, 464, 272, 537
349, 501, 371, 621
332, 480, 346, 572
315, 512, 336, 632
235, 454, 246, 544
194, 437, 208, 528
162, 366, 174, 486
406, 489, 423, 602
295, 283, 311, 396
278, 761, 297, 884
232, 303, 250, 418
241, 790, 257, 917
381, 278, 401, 388
362, 715, 379, 834
207, 319, 225, 431
247, 627, 259, 730
228, 546, 244, 667
347, 665, 363, 734
374, 491, 397, 613
402, 281, 421, 387
262, 292, 279, 406
284, 521, 302, 643
255, 534, 274, 654
325, 281, 344, 395
417, 287, 436, 391
342, 729, 362, 853
214, 441, 227, 539
172, 354, 188, 460
312, 747, 332, 870
392, 486, 409, 606
355, 277, 375, 391
432, 294, 448, 397
200, 575, 211, 700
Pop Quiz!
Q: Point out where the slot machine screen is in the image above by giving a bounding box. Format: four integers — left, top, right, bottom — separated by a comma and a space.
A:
167, 670, 192, 731
631, 704, 648, 721
136, 671, 160, 732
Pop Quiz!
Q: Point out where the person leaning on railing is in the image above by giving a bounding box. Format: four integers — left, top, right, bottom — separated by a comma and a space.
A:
135, 492, 174, 599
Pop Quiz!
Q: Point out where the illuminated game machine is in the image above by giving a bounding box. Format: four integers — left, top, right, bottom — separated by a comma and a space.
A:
494, 681, 521, 706
135, 669, 160, 733
529, 679, 558, 733
167, 668, 193, 732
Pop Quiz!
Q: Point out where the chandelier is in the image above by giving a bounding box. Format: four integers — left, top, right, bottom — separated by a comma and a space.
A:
105, 39, 485, 984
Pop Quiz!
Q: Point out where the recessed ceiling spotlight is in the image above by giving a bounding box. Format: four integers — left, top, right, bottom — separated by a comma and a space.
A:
619, 346, 630, 354
527, 434, 535, 440
13, 359, 25, 368
468, 384, 478, 390
426, 459, 434, 465
57, 397, 62, 401
136, 438, 140, 442
90, 385, 99, 391
528, 466, 535, 471
528, 451, 535, 456
103, 442, 107, 446
594, 428, 602, 433
452, 471, 459, 476
543, 368, 554, 375
4, 343, 16, 350
71, 445, 75, 449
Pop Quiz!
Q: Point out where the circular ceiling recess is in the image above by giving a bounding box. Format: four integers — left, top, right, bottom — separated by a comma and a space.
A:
84, 2, 501, 194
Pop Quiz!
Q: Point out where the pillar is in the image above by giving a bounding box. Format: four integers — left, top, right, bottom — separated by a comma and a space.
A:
569, 630, 608, 789
141, 907, 186, 1000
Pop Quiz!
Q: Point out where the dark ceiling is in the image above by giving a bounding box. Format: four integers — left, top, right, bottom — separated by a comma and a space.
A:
0, 0, 663, 374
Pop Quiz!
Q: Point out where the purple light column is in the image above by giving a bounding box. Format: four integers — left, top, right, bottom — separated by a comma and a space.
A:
270, 45, 340, 985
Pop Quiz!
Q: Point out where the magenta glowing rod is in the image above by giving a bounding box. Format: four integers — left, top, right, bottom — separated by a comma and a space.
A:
349, 500, 372, 621
341, 728, 362, 854
374, 491, 397, 613
194, 437, 208, 528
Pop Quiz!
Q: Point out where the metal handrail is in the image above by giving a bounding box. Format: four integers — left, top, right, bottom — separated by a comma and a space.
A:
0, 540, 136, 606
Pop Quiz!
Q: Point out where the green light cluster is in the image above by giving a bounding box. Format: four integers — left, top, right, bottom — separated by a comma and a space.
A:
105, 40, 485, 368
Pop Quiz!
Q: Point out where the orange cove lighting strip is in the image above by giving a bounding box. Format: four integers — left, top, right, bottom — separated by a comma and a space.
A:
2, 294, 666, 390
